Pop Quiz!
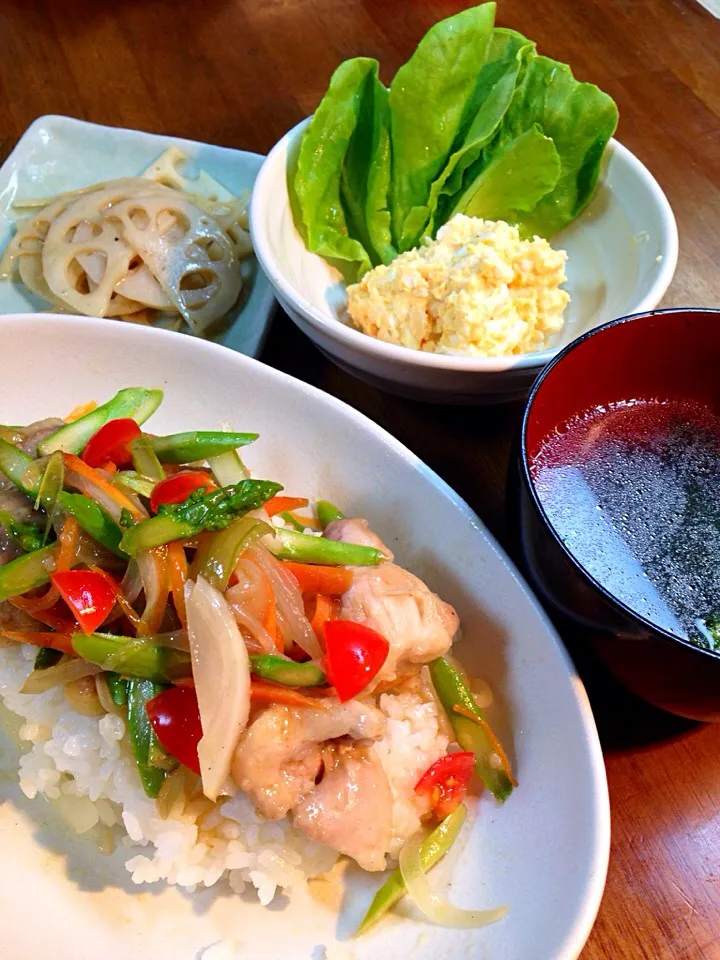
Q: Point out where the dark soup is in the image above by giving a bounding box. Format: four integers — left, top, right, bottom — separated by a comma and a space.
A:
532, 398, 720, 651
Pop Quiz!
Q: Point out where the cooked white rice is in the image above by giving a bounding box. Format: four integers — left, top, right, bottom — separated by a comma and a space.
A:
0, 642, 448, 903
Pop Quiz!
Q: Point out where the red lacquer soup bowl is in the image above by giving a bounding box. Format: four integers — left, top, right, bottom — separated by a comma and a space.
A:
515, 308, 720, 722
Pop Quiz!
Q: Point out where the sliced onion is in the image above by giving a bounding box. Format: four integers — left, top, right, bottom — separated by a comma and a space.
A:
247, 544, 321, 659
20, 658, 103, 694
121, 560, 143, 604
226, 597, 276, 654
65, 467, 147, 524
137, 547, 170, 634
95, 672, 122, 715
398, 829, 508, 929
64, 675, 106, 717
185, 577, 251, 801
230, 557, 271, 621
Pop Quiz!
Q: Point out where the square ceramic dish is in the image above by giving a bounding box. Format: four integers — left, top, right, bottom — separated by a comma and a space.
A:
0, 115, 276, 357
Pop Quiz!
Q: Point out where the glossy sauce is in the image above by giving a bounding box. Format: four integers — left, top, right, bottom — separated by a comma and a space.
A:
532, 399, 720, 649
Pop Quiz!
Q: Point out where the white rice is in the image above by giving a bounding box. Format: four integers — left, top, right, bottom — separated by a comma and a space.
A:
0, 642, 447, 903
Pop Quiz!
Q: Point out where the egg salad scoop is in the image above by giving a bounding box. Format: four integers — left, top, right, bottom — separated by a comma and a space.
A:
346, 215, 569, 357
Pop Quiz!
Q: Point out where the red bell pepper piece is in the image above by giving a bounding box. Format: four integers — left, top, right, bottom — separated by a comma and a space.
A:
82, 418, 142, 468
150, 471, 215, 513
414, 751, 475, 817
146, 685, 202, 774
323, 619, 389, 702
51, 569, 118, 635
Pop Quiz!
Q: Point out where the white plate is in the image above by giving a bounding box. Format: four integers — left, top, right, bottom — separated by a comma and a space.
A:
0, 115, 276, 357
251, 119, 678, 402
0, 315, 609, 960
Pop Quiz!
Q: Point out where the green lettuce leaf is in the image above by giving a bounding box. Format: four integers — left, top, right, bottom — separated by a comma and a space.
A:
449, 124, 561, 222
448, 53, 619, 237
401, 27, 535, 249
341, 69, 396, 266
388, 3, 496, 248
292, 58, 379, 282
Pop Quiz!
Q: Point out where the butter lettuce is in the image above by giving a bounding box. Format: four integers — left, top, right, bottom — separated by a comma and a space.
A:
291, 3, 618, 279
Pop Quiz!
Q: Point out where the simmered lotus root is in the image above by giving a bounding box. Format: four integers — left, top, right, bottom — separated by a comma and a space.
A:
110, 193, 241, 331
2, 155, 252, 331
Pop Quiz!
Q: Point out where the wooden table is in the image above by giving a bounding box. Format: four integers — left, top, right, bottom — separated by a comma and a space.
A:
1, 0, 719, 956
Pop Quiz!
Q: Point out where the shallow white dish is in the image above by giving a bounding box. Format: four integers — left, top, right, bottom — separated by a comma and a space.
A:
0, 115, 276, 357
251, 118, 678, 403
0, 314, 609, 960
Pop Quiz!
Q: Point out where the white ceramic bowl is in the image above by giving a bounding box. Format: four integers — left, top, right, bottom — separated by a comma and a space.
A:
0, 314, 609, 960
251, 119, 678, 403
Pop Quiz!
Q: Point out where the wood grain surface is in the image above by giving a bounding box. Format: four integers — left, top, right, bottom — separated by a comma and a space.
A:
0, 1, 719, 957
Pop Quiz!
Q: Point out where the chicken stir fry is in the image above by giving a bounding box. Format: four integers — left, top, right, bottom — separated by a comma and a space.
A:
0, 389, 515, 913
325, 518, 459, 683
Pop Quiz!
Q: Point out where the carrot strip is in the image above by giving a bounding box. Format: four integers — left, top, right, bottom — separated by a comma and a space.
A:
281, 562, 352, 596
63, 453, 145, 520
8, 599, 76, 633
57, 516, 80, 572
9, 584, 60, 614
309, 594, 335, 641
101, 460, 118, 476
250, 678, 330, 710
1, 630, 74, 656
167, 541, 188, 627
452, 704, 518, 787
287, 512, 322, 530
263, 599, 282, 653
264, 496, 309, 518
65, 400, 97, 422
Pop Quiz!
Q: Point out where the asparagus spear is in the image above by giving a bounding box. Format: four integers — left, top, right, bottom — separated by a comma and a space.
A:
150, 431, 258, 464
39, 388, 163, 456
316, 500, 345, 528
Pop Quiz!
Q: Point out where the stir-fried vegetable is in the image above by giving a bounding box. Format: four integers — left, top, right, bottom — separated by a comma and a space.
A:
120, 479, 282, 556
2, 629, 74, 656
249, 654, 326, 687
129, 435, 166, 481
20, 658, 102, 695
264, 496, 310, 518
38, 388, 163, 456
70, 631, 191, 682
0, 437, 37, 495
51, 569, 117, 635
83, 417, 141, 467
34, 647, 63, 670
149, 431, 258, 464
194, 517, 272, 592
35, 451, 64, 542
208, 448, 249, 486
281, 561, 352, 595
127, 678, 169, 798
355, 804, 467, 936
114, 471, 157, 498
315, 500, 345, 528
0, 511, 43, 553
146, 685, 202, 775
428, 657, 515, 803
56, 491, 126, 557
398, 822, 507, 928
0, 543, 65, 601
185, 578, 251, 801
324, 620, 389, 701
149, 471, 214, 513
268, 528, 386, 566
106, 672, 129, 706
414, 751, 475, 817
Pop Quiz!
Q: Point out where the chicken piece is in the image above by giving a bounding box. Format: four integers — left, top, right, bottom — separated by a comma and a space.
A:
293, 745, 393, 872
325, 518, 459, 682
231, 700, 384, 820
325, 517, 394, 560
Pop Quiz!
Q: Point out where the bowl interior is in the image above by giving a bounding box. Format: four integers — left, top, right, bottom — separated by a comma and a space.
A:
0, 315, 608, 960
523, 307, 720, 653
526, 309, 720, 459
251, 120, 677, 372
